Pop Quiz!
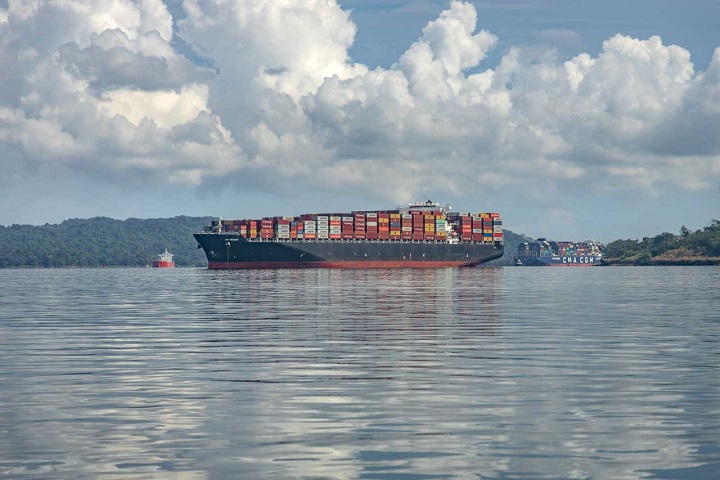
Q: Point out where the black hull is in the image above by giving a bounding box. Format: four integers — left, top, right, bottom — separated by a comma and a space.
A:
195, 233, 504, 269
513, 255, 601, 266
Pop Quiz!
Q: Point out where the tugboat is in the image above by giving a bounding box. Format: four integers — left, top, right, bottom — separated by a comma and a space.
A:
151, 249, 175, 268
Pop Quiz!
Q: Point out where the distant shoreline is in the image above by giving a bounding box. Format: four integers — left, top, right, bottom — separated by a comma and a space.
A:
602, 257, 720, 266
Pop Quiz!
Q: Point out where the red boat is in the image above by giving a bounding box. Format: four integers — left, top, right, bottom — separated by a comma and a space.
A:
151, 249, 175, 268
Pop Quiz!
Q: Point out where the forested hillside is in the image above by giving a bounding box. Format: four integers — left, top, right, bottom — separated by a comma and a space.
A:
0, 216, 211, 267
603, 220, 720, 265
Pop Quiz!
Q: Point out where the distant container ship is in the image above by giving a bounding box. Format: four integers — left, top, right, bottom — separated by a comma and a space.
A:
194, 201, 504, 269
151, 249, 175, 268
514, 239, 603, 266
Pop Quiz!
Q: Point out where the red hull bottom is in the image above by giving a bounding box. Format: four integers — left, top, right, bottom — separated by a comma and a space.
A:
208, 260, 481, 269
152, 261, 175, 268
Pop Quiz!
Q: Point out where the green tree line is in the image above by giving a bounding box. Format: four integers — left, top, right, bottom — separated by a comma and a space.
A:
0, 216, 212, 268
603, 220, 720, 265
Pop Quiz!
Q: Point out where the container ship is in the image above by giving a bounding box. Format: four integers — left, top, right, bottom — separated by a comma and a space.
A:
514, 239, 603, 266
194, 201, 504, 269
151, 249, 175, 268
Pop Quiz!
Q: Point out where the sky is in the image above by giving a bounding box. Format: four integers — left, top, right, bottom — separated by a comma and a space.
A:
0, 0, 718, 241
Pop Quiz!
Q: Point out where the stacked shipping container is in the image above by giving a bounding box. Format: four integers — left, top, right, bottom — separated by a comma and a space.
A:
209, 209, 504, 245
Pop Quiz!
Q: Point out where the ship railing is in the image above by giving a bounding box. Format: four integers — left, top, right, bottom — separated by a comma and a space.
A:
245, 237, 500, 245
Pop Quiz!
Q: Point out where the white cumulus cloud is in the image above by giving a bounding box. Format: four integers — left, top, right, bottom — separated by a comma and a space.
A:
0, 0, 242, 186
1, 0, 719, 206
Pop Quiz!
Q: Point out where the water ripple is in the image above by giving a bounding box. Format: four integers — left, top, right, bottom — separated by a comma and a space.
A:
0, 267, 718, 479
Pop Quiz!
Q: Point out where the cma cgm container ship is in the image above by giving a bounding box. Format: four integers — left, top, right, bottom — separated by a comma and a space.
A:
514, 239, 603, 266
194, 201, 504, 269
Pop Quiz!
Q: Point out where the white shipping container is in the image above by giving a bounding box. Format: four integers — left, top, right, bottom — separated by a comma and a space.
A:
366, 213, 378, 218
366, 221, 378, 227
494, 226, 503, 232
402, 226, 412, 231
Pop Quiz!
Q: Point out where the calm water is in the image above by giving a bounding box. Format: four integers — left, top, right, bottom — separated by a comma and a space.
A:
0, 267, 719, 479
